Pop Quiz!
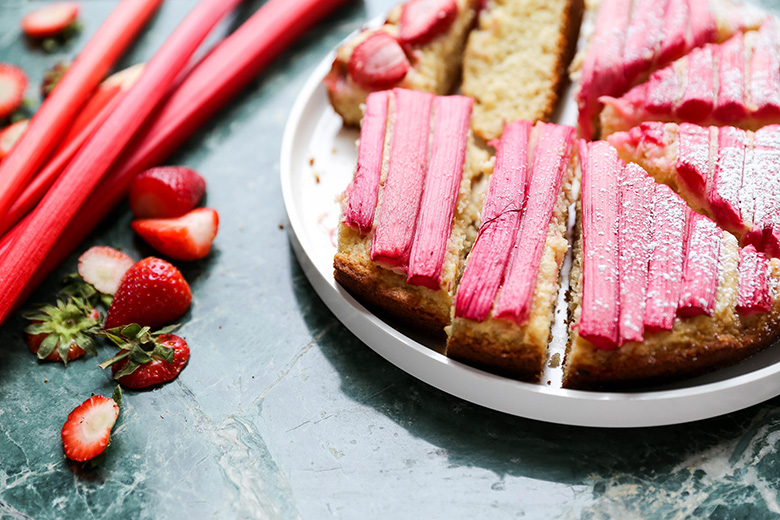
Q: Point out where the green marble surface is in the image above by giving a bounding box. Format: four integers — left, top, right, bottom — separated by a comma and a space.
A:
2, 0, 780, 518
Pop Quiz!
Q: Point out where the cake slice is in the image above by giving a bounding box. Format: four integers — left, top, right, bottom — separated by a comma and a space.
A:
609, 121, 780, 259
565, 141, 780, 390
574, 0, 766, 139
446, 120, 577, 381
325, 0, 479, 126
459, 0, 584, 141
334, 88, 489, 333
600, 20, 780, 137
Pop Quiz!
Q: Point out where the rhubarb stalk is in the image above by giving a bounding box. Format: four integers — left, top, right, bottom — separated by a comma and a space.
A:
657, 0, 689, 64
736, 244, 772, 315
746, 125, 780, 257
676, 123, 713, 196
708, 126, 748, 233
644, 64, 684, 115
676, 46, 715, 122
714, 32, 748, 123
678, 209, 722, 317
748, 18, 780, 119
622, 0, 668, 84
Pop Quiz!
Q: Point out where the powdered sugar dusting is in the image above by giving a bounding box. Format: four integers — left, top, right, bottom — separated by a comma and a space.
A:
737, 244, 772, 314
678, 211, 722, 316
709, 126, 747, 231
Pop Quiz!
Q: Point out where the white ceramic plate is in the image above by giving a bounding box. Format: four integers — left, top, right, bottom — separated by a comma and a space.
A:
280, 31, 780, 428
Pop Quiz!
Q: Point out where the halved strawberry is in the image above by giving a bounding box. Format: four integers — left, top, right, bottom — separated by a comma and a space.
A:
23, 298, 100, 364
99, 324, 190, 389
348, 32, 410, 90
0, 64, 27, 120
129, 166, 206, 219
61, 387, 121, 462
131, 208, 219, 261
77, 246, 135, 295
0, 119, 28, 160
21, 2, 80, 39
398, 0, 458, 46
105, 257, 192, 329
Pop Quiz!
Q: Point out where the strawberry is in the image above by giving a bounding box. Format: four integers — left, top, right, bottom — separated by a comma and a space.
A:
77, 246, 135, 295
21, 2, 80, 39
99, 324, 190, 389
131, 207, 219, 261
105, 257, 192, 329
348, 32, 410, 90
61, 387, 121, 462
0, 119, 28, 160
23, 298, 100, 364
129, 166, 206, 219
0, 64, 27, 121
398, 0, 459, 46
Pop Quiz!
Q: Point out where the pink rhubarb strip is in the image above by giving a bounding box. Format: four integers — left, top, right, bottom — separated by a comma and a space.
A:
370, 88, 434, 270
407, 95, 473, 290
645, 184, 687, 332
749, 18, 780, 119
708, 126, 748, 233
343, 91, 389, 233
676, 46, 715, 122
737, 244, 772, 315
714, 32, 748, 123
454, 121, 531, 321
746, 125, 780, 257
678, 209, 722, 317
617, 162, 653, 344
688, 0, 717, 48
657, 0, 689, 64
644, 64, 684, 115
676, 123, 712, 196
622, 0, 668, 84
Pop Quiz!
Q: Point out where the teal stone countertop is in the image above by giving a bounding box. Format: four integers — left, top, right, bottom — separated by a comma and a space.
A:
3, 0, 780, 518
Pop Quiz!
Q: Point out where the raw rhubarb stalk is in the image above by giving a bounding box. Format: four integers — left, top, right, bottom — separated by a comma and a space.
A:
576, 140, 621, 348
708, 126, 748, 233
644, 184, 687, 332
714, 32, 748, 123
370, 89, 434, 269
748, 18, 780, 119
657, 0, 689, 64
407, 95, 473, 290
688, 0, 717, 48
644, 64, 684, 115
736, 244, 772, 315
0, 0, 163, 221
342, 91, 389, 233
454, 120, 531, 321
622, 0, 668, 84
676, 123, 712, 196
5, 0, 352, 316
494, 123, 574, 326
746, 126, 780, 257
678, 209, 722, 317
676, 46, 715, 121
617, 162, 653, 344
0, 0, 242, 324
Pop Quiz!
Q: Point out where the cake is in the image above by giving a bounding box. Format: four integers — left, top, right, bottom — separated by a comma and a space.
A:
459, 0, 584, 141
324, 0, 479, 126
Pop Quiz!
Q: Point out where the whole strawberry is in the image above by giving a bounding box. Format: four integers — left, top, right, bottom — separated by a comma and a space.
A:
99, 324, 190, 389
129, 166, 206, 219
105, 257, 191, 329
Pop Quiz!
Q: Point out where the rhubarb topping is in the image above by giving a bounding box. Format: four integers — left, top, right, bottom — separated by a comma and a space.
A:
348, 32, 410, 91
617, 162, 653, 344
407, 95, 473, 289
343, 91, 389, 233
576, 140, 621, 348
748, 18, 780, 119
745, 125, 780, 257
622, 0, 667, 84
714, 32, 748, 123
494, 123, 574, 326
454, 121, 531, 321
678, 210, 722, 317
676, 46, 715, 122
736, 244, 772, 315
708, 126, 747, 233
688, 0, 717, 48
644, 63, 684, 115
657, 0, 689, 64
398, 0, 458, 46
644, 184, 687, 332
370, 89, 434, 270
676, 123, 712, 196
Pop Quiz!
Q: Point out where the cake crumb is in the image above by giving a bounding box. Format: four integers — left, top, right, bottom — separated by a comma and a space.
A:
314, 173, 321, 184
309, 157, 315, 166
548, 352, 561, 368
278, 223, 284, 230
44, 378, 48, 383
547, 380, 551, 385
332, 147, 338, 154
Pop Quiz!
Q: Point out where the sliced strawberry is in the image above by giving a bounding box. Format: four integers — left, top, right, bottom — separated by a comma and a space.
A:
77, 246, 135, 295
0, 64, 27, 120
131, 207, 219, 261
105, 257, 192, 329
61, 389, 120, 462
0, 119, 28, 160
99, 325, 189, 389
129, 165, 206, 219
21, 2, 80, 39
23, 299, 100, 364
348, 32, 410, 91
398, 0, 458, 46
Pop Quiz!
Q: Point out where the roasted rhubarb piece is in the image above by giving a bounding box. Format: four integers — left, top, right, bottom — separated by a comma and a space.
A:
677, 123, 713, 196
617, 162, 653, 344
622, 0, 667, 85
342, 91, 389, 233
407, 95, 473, 290
737, 244, 772, 314
746, 125, 780, 256
398, 0, 458, 46
714, 32, 747, 123
689, 0, 718, 47
678, 46, 716, 122
708, 125, 747, 233
644, 64, 685, 115
370, 89, 434, 269
576, 140, 621, 348
748, 19, 780, 119
644, 184, 687, 332
347, 33, 410, 91
454, 120, 531, 321
678, 209, 722, 316
657, 0, 688, 64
